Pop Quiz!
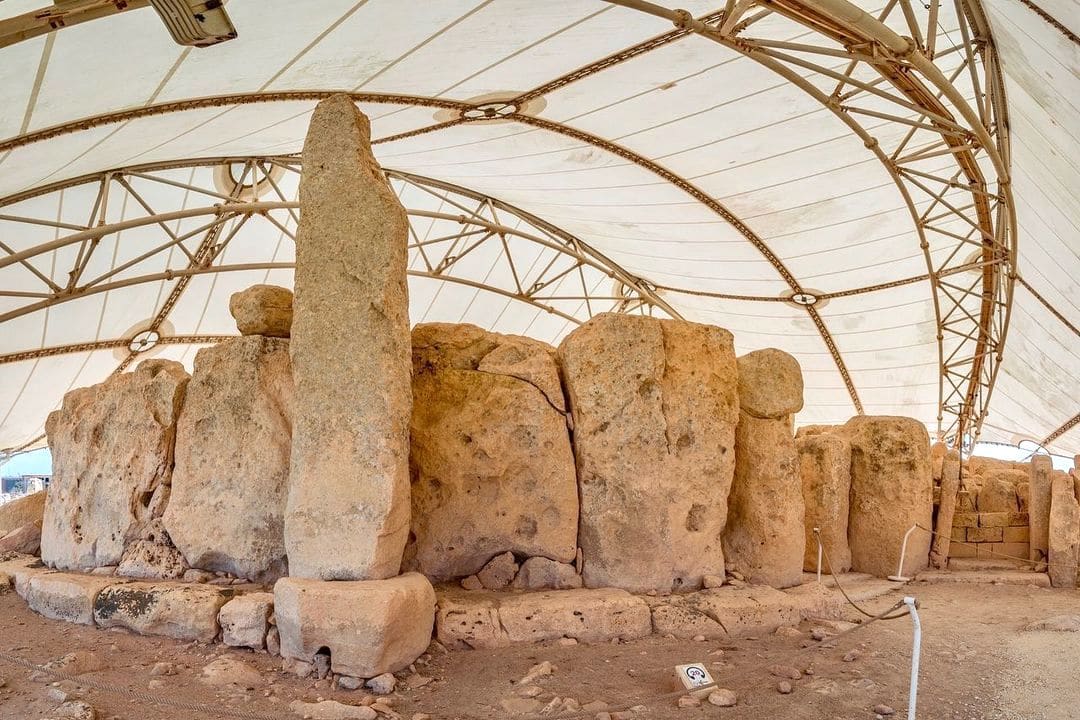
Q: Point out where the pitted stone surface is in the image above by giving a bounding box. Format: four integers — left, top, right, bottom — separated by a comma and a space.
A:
42, 360, 189, 571
724, 412, 805, 588
845, 416, 932, 578
25, 572, 127, 625
407, 323, 577, 581
285, 95, 412, 581
93, 581, 231, 641
798, 433, 852, 573
930, 449, 962, 568
220, 592, 274, 650
436, 587, 651, 649
1030, 456, 1053, 570
558, 313, 739, 592
229, 284, 293, 337
1048, 470, 1079, 588
166, 336, 293, 582
736, 348, 804, 420
275, 573, 435, 678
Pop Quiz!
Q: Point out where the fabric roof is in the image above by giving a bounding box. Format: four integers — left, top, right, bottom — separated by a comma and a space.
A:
0, 0, 1076, 456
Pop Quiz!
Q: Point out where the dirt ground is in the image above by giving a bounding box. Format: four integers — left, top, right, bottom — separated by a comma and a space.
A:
1, 580, 1079, 720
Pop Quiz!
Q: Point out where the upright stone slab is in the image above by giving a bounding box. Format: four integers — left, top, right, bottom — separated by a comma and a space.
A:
165, 336, 294, 582
1030, 455, 1053, 571
557, 314, 739, 593
42, 360, 189, 571
1048, 471, 1079, 588
407, 323, 577, 581
930, 449, 962, 568
724, 349, 806, 588
845, 416, 932, 578
285, 95, 412, 580
797, 433, 851, 573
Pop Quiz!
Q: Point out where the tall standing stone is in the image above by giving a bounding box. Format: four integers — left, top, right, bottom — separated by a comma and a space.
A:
797, 433, 851, 573
1048, 470, 1079, 588
557, 314, 739, 593
724, 349, 806, 588
1030, 455, 1053, 572
41, 360, 189, 571
929, 449, 961, 568
845, 416, 932, 578
285, 95, 412, 580
165, 336, 294, 581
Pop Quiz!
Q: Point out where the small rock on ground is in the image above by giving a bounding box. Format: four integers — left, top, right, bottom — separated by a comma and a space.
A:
289, 699, 377, 720
707, 689, 737, 707
873, 703, 896, 716
366, 672, 396, 695
778, 680, 793, 694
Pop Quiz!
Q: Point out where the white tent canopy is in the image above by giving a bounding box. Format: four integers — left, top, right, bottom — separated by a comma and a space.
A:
0, 0, 1076, 457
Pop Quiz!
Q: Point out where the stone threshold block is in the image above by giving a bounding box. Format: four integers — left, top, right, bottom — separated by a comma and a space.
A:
25, 573, 130, 625
93, 581, 234, 641
915, 569, 1051, 587
275, 573, 435, 679
437, 587, 651, 649
219, 592, 274, 650
1, 553, 54, 597
649, 584, 840, 639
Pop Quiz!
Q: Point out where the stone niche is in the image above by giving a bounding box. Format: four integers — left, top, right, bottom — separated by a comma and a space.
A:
558, 313, 740, 593
41, 359, 189, 571
845, 415, 933, 578
164, 333, 294, 582
406, 323, 578, 582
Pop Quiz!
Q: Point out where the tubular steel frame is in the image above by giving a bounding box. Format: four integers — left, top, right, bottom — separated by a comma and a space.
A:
0, 0, 1040, 454
602, 0, 1016, 449
0, 156, 678, 371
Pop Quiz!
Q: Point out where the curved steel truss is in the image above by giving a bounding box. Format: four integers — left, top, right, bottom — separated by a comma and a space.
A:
605, 0, 1015, 448
0, 156, 677, 370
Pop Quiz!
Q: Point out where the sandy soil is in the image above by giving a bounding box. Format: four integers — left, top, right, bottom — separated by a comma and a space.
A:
1, 580, 1079, 720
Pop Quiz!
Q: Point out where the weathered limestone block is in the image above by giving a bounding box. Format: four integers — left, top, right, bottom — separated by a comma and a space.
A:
1, 554, 52, 597
0, 490, 45, 537
794, 425, 840, 439
557, 313, 739, 592
649, 585, 804, 639
220, 592, 274, 650
116, 539, 187, 580
725, 412, 805, 588
42, 360, 189, 571
1030, 455, 1053, 570
723, 348, 805, 589
1048, 471, 1080, 588
736, 348, 804, 420
25, 573, 126, 625
0, 523, 41, 555
511, 557, 582, 590
285, 95, 412, 581
977, 475, 1020, 513
165, 336, 293, 581
476, 551, 518, 590
407, 323, 577, 581
931, 442, 947, 482
93, 582, 231, 641
436, 588, 650, 649
275, 573, 435, 678
797, 433, 851, 573
845, 416, 932, 578
930, 450, 962, 568
229, 284, 293, 337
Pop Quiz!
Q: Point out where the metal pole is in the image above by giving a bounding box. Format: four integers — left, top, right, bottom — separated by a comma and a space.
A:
889, 524, 918, 582
904, 596, 922, 720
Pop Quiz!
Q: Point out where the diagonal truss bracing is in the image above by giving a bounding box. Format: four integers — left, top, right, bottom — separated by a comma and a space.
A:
0, 156, 679, 378
604, 0, 1016, 449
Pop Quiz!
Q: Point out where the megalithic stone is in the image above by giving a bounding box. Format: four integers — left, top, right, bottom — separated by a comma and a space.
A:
1048, 470, 1079, 588
285, 95, 412, 580
1030, 455, 1053, 572
929, 449, 961, 568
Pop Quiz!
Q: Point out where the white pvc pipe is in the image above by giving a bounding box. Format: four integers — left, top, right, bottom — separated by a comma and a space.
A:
889, 524, 918, 582
904, 596, 922, 720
